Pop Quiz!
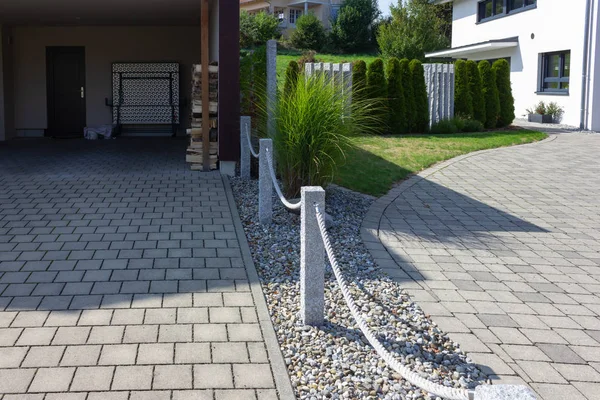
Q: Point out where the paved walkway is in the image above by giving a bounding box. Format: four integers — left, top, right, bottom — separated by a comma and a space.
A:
0, 139, 293, 400
362, 133, 600, 400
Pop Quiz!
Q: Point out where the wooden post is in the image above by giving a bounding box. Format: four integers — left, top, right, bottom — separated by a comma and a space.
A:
201, 0, 210, 172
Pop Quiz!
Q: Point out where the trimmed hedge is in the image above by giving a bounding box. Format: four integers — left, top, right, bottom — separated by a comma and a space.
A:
466, 60, 485, 126
478, 60, 500, 129
410, 59, 429, 133
283, 61, 300, 98
399, 59, 415, 132
290, 13, 327, 51
352, 60, 367, 102
454, 60, 473, 118
387, 58, 407, 134
492, 59, 515, 127
366, 59, 387, 120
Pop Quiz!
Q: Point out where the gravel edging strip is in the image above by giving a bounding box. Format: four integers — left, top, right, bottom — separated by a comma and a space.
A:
222, 175, 296, 400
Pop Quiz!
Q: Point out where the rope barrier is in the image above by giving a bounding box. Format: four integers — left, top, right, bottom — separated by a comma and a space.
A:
245, 124, 260, 158
315, 205, 474, 400
265, 147, 302, 211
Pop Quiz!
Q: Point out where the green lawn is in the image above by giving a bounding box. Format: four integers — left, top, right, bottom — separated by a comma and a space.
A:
277, 50, 380, 87
335, 130, 548, 197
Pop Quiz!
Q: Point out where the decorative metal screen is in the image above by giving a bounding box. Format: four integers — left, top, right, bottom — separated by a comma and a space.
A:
112, 63, 180, 125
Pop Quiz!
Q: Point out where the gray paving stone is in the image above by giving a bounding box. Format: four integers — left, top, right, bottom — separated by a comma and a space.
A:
99, 344, 138, 365
28, 367, 76, 392
153, 365, 193, 389
194, 364, 233, 389
233, 364, 274, 388
0, 368, 36, 393
70, 366, 115, 391
112, 365, 153, 390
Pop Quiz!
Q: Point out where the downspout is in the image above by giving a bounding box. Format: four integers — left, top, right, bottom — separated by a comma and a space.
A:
580, 0, 593, 130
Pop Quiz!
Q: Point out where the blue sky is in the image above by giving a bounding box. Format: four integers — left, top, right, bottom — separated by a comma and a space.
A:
379, 0, 396, 16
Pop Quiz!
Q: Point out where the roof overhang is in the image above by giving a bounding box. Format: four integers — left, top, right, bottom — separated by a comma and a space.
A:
425, 37, 519, 59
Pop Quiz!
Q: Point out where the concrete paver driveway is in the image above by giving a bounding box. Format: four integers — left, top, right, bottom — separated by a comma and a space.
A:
363, 133, 600, 400
0, 138, 290, 400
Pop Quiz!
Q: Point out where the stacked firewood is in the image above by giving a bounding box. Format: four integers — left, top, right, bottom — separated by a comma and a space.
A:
187, 63, 218, 170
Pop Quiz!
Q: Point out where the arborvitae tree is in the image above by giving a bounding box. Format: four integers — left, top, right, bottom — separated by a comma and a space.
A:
399, 58, 415, 132
283, 61, 300, 98
478, 60, 500, 129
366, 58, 388, 123
454, 60, 473, 118
410, 59, 429, 133
466, 60, 485, 126
386, 58, 407, 133
492, 59, 515, 127
352, 60, 367, 102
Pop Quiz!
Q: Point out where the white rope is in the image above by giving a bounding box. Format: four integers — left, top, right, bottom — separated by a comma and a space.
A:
265, 147, 302, 211
245, 124, 260, 158
315, 205, 475, 400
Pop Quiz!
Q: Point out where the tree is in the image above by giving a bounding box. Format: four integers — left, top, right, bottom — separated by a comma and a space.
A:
283, 61, 300, 98
352, 60, 367, 102
387, 58, 407, 133
478, 60, 500, 129
290, 13, 327, 51
366, 59, 387, 124
239, 11, 280, 48
399, 59, 415, 132
331, 0, 381, 52
493, 59, 515, 127
466, 60, 485, 126
454, 60, 473, 118
410, 59, 429, 133
377, 0, 450, 61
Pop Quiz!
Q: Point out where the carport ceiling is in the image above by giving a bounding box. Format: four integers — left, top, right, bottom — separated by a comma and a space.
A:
0, 0, 207, 25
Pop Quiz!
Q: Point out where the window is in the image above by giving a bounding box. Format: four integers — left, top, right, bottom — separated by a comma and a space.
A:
331, 5, 341, 21
478, 0, 536, 22
289, 9, 302, 24
540, 51, 570, 93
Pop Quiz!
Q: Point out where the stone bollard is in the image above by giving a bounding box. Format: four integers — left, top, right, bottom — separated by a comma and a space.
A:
259, 139, 273, 225
474, 384, 537, 400
300, 186, 326, 326
266, 39, 277, 138
240, 116, 251, 180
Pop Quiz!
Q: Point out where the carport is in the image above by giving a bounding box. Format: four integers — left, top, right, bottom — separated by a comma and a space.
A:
0, 0, 240, 173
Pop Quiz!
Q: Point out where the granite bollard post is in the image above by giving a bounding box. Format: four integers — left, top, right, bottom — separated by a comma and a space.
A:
259, 139, 273, 225
240, 116, 251, 180
300, 186, 326, 326
266, 39, 277, 138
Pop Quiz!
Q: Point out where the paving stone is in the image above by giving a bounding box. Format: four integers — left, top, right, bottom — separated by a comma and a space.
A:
22, 346, 65, 367
29, 367, 76, 392
216, 389, 257, 400
172, 391, 213, 400
537, 344, 586, 364
212, 342, 249, 363
0, 347, 28, 368
175, 343, 211, 364
517, 361, 567, 383
501, 344, 551, 361
99, 344, 138, 365
60, 345, 101, 366
112, 365, 153, 390
87, 325, 124, 344
52, 326, 90, 345
138, 343, 174, 364
17, 327, 56, 345
70, 366, 114, 391
0, 368, 36, 393
153, 365, 193, 389
123, 325, 158, 343
531, 383, 587, 400
233, 364, 274, 388
553, 363, 600, 382
194, 364, 234, 389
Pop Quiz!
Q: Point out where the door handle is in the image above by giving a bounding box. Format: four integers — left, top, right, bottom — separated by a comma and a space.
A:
81, 87, 85, 99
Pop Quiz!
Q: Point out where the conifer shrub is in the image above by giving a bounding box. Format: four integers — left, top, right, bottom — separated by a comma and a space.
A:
352, 60, 367, 102
399, 58, 415, 132
366, 58, 388, 123
454, 59, 473, 118
386, 58, 407, 133
492, 59, 515, 127
283, 61, 300, 98
410, 59, 429, 133
466, 60, 485, 126
478, 60, 500, 129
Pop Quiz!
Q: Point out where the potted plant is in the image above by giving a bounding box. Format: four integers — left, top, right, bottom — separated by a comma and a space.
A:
526, 101, 553, 123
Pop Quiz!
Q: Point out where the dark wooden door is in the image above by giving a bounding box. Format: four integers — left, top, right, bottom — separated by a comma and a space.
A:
46, 47, 86, 137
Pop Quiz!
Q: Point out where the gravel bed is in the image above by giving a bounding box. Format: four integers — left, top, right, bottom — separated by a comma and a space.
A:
231, 178, 487, 400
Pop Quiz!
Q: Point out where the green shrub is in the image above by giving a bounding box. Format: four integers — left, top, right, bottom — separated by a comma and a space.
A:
546, 102, 564, 122
240, 11, 280, 48
266, 75, 384, 197
492, 59, 515, 127
352, 60, 367, 102
452, 117, 465, 132
240, 46, 267, 131
367, 59, 388, 123
290, 13, 326, 51
461, 118, 484, 132
466, 60, 485, 126
454, 60, 473, 118
331, 0, 380, 52
297, 50, 318, 73
430, 119, 458, 134
410, 59, 429, 133
283, 61, 300, 98
478, 60, 500, 129
399, 59, 415, 132
386, 58, 407, 134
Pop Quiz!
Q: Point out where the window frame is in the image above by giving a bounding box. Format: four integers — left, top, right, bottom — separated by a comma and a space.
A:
477, 0, 536, 23
289, 8, 303, 25
539, 50, 570, 95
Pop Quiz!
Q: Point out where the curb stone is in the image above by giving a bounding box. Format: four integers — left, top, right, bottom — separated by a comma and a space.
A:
222, 175, 296, 400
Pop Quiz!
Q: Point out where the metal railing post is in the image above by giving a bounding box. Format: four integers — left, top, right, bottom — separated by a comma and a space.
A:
300, 186, 326, 326
240, 116, 251, 180
259, 138, 273, 225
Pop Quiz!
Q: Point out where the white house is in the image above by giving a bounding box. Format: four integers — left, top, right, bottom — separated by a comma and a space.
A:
427, 0, 600, 130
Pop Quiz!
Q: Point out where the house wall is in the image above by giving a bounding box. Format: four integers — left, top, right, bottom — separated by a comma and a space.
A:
0, 25, 16, 141
451, 0, 588, 127
12, 26, 203, 135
